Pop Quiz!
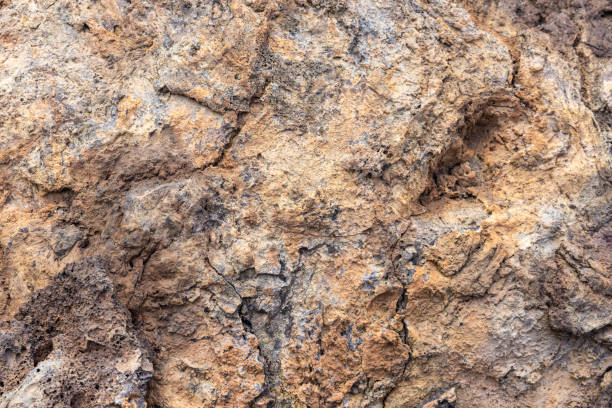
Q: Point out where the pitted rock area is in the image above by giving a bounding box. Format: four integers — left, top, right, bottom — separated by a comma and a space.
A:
0, 0, 611, 407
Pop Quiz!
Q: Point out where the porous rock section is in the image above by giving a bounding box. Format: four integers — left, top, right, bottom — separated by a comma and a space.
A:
0, 0, 610, 407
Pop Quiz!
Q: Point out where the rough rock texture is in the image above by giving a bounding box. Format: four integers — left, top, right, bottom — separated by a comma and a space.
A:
0, 0, 610, 407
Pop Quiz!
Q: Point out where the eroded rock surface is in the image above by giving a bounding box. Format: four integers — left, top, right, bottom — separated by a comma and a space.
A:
0, 0, 610, 407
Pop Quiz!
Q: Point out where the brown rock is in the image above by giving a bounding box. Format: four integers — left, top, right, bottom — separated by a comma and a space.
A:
0, 0, 610, 407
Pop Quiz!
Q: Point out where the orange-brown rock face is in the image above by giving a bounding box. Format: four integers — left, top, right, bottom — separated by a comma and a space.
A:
0, 0, 610, 407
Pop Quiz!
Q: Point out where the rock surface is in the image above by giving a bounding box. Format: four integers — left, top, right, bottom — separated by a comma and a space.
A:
0, 0, 610, 407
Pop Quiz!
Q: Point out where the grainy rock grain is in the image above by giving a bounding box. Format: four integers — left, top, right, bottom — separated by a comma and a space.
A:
0, 0, 610, 407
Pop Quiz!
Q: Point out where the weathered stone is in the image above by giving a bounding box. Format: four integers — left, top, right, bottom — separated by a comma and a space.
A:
0, 0, 610, 407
